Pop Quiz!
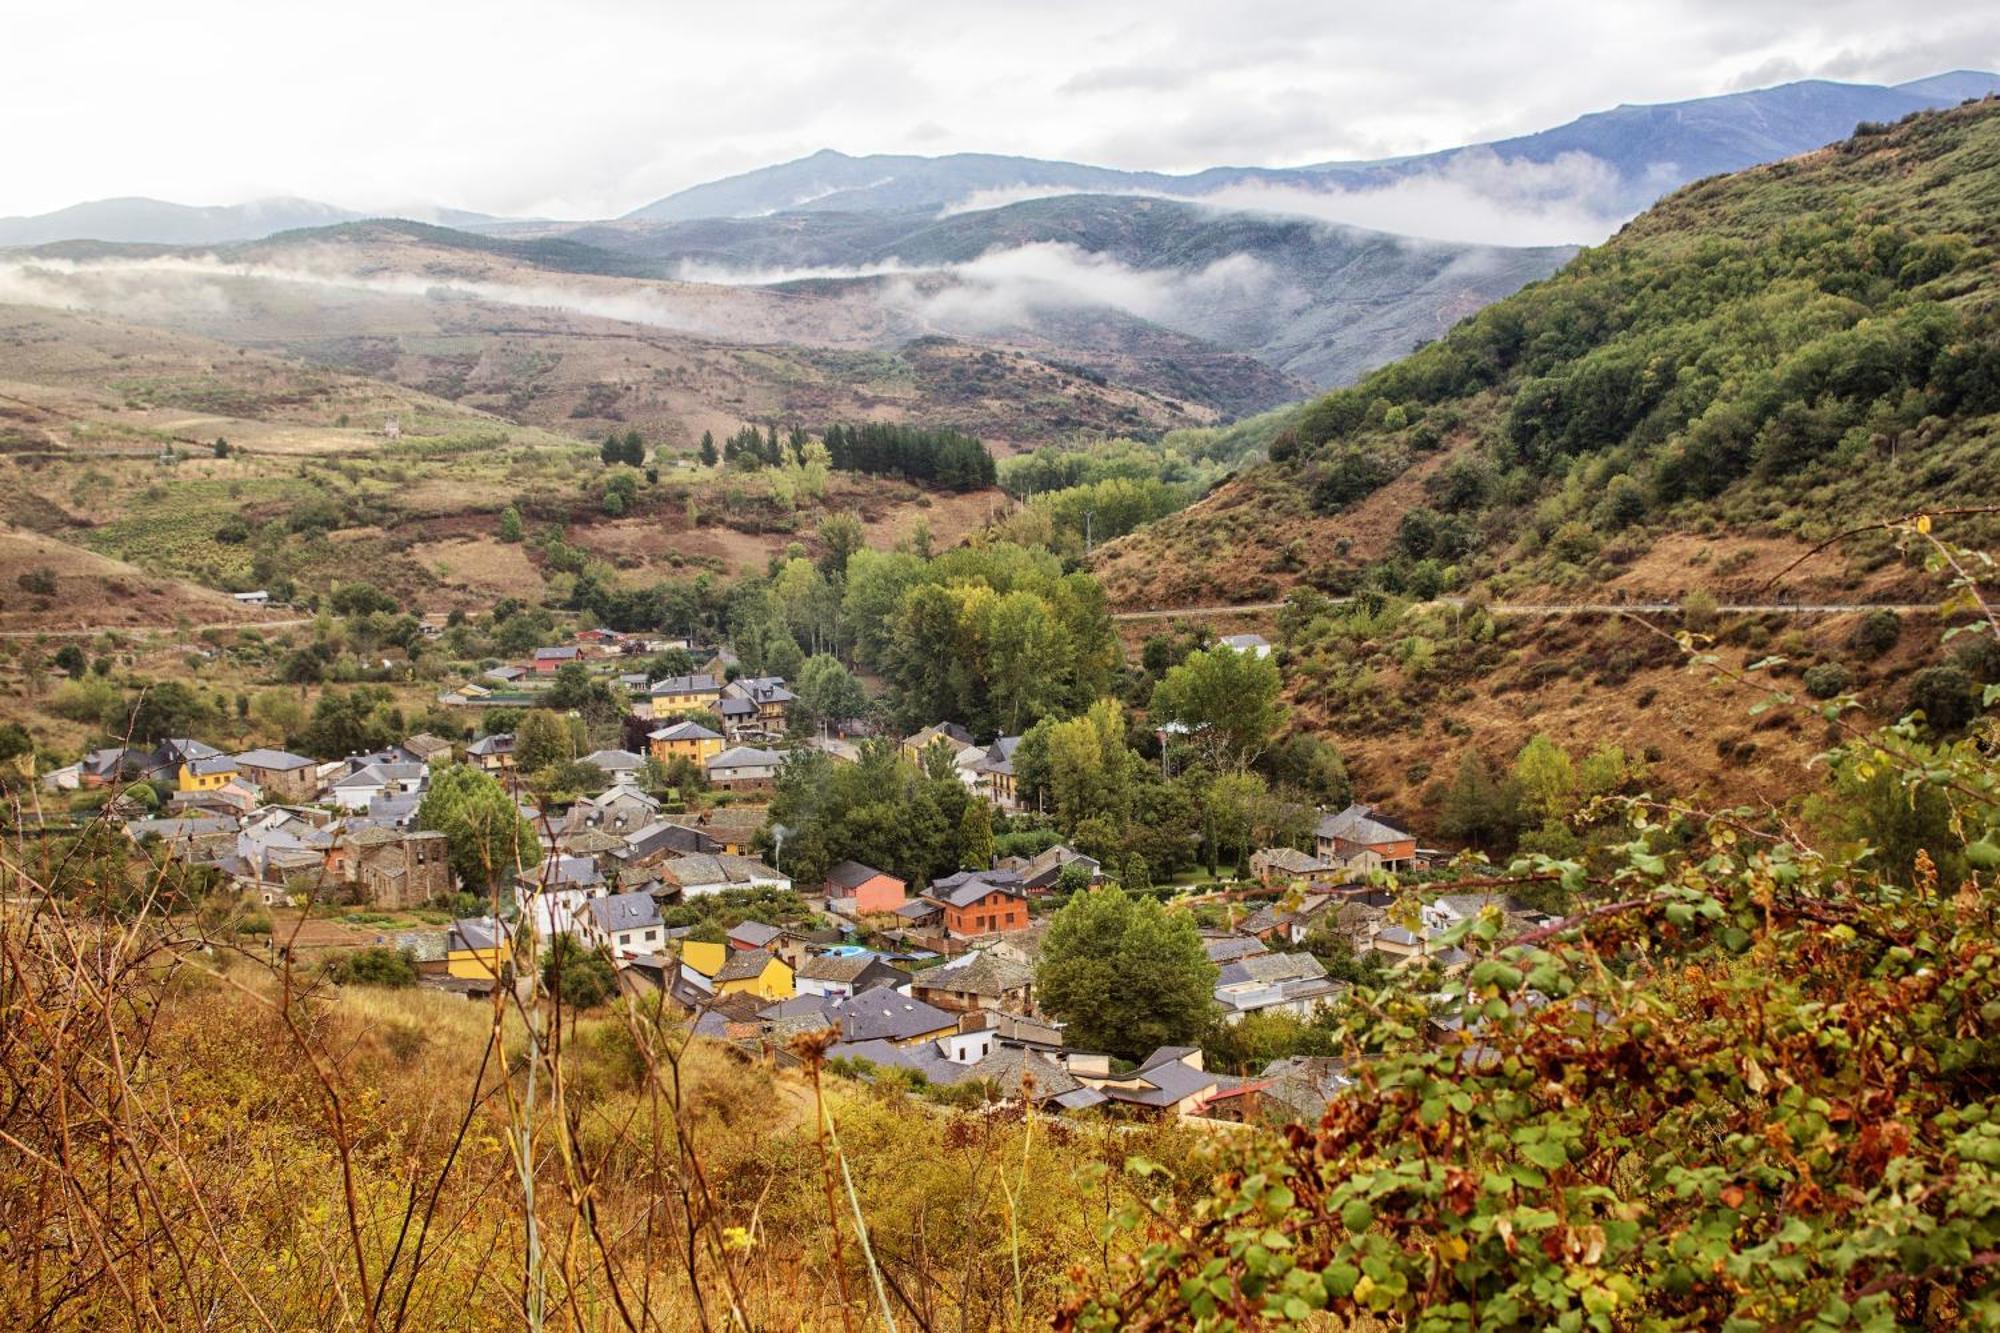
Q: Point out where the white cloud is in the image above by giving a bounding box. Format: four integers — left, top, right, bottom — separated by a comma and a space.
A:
0, 0, 1992, 221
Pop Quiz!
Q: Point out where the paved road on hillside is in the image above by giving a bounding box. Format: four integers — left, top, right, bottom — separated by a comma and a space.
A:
1110, 599, 1933, 621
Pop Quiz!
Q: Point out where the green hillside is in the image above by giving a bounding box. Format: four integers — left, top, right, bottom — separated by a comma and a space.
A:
1097, 97, 2000, 608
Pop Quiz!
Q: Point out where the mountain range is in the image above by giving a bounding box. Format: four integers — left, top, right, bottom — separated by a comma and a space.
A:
623, 71, 2000, 224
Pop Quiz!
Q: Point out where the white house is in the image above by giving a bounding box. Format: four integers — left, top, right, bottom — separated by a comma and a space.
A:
705, 746, 784, 789
1218, 633, 1271, 658
1213, 952, 1344, 1023
327, 762, 428, 812
655, 853, 790, 898
586, 889, 666, 958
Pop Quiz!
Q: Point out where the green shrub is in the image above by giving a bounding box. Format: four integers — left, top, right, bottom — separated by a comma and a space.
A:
1802, 662, 1852, 699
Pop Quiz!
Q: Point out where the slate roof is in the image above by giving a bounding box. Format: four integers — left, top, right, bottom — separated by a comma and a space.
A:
1218, 951, 1329, 988
904, 722, 974, 751
714, 950, 780, 983
920, 950, 1033, 997
798, 953, 907, 985
450, 917, 506, 952
1101, 1054, 1217, 1109
650, 720, 723, 741
926, 868, 1026, 909
187, 756, 240, 776
830, 993, 957, 1043
621, 821, 719, 859
466, 733, 514, 756
650, 673, 722, 695
534, 646, 579, 661
1204, 935, 1270, 964
1256, 847, 1330, 874
707, 746, 783, 771
728, 920, 783, 948
1316, 802, 1411, 846
970, 735, 1021, 776
965, 1045, 1080, 1099
588, 890, 660, 935
580, 748, 644, 771
233, 748, 315, 772
825, 859, 897, 892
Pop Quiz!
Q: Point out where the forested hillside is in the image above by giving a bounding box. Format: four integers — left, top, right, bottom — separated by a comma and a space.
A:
1096, 97, 2000, 611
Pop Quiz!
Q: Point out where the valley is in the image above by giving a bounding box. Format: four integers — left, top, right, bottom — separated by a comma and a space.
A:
6, 43, 2000, 1333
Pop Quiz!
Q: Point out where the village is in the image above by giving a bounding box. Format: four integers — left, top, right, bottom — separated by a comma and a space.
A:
53, 619, 1567, 1131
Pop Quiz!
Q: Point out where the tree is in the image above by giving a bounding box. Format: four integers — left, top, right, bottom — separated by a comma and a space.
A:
958, 801, 994, 870
1907, 663, 1976, 734
513, 709, 576, 774
1036, 886, 1216, 1060
417, 764, 540, 894
1149, 647, 1285, 767
699, 430, 718, 467
1512, 732, 1578, 822
793, 654, 868, 733
1438, 750, 1525, 851
498, 506, 523, 542
542, 934, 618, 1009
816, 511, 865, 578
53, 644, 86, 679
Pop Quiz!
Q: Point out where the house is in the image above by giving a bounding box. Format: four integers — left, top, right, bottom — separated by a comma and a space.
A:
910, 950, 1034, 1015
681, 940, 794, 1000
1014, 845, 1102, 894
347, 828, 452, 909
1314, 803, 1418, 871
233, 748, 319, 802
467, 733, 515, 773
648, 720, 725, 766
1250, 847, 1333, 887
1286, 894, 1389, 949
794, 952, 912, 999
399, 733, 455, 767
655, 853, 790, 898
530, 646, 579, 675
177, 755, 239, 793
359, 791, 424, 831
579, 748, 646, 784
1214, 951, 1344, 1023
153, 738, 223, 778
172, 779, 261, 818
588, 890, 667, 958
329, 762, 427, 812
1218, 633, 1272, 658
1081, 1046, 1222, 1119
727, 920, 783, 952
646, 673, 724, 718
564, 786, 661, 838
720, 676, 794, 734
923, 871, 1030, 938
80, 747, 135, 787
615, 820, 722, 868
1256, 1055, 1356, 1124
231, 589, 270, 606
484, 665, 527, 685
1421, 892, 1552, 935
446, 917, 511, 982
526, 853, 608, 895
968, 736, 1023, 809
1204, 933, 1270, 965
827, 991, 958, 1046
705, 746, 784, 791
959, 1045, 1090, 1107
900, 723, 976, 770
691, 807, 764, 855
822, 860, 908, 917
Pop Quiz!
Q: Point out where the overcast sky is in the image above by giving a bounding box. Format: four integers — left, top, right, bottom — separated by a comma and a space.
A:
5, 0, 1996, 220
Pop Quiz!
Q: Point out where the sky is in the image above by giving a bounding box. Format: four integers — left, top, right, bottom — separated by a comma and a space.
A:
5, 0, 1998, 220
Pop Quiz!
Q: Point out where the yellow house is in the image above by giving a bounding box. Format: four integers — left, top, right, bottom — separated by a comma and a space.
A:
647, 674, 724, 717
446, 918, 512, 982
682, 940, 794, 1000
648, 720, 725, 766
178, 756, 240, 792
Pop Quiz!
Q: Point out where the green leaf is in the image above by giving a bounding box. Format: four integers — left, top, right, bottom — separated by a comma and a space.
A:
1340, 1200, 1374, 1233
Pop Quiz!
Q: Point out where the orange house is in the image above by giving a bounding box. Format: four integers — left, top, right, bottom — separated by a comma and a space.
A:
926, 873, 1030, 939
823, 860, 908, 916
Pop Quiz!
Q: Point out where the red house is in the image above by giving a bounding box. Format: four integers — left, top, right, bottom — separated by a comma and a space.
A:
823, 860, 908, 917
531, 645, 580, 675
924, 872, 1030, 939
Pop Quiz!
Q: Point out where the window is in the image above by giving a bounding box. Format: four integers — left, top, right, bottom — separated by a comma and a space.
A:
644, 929, 657, 942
